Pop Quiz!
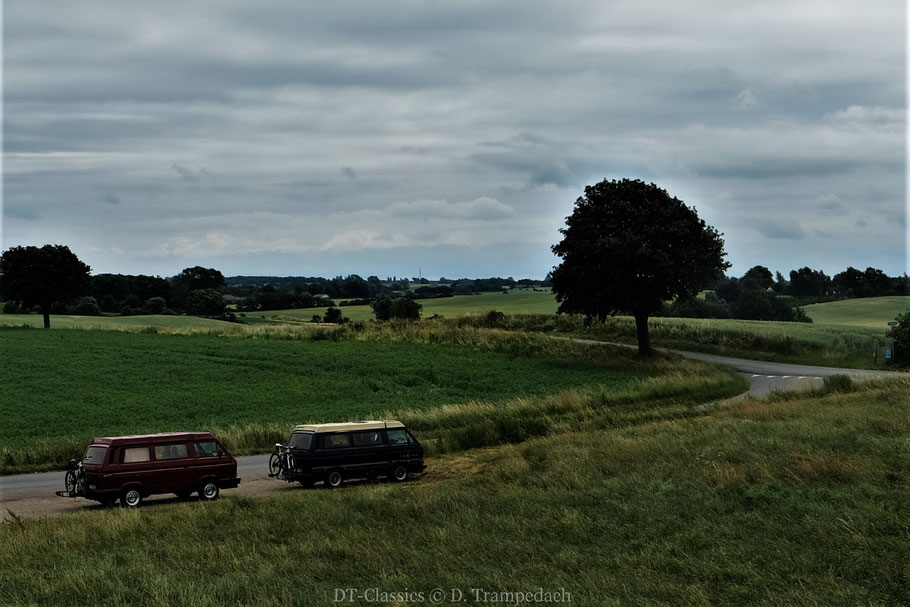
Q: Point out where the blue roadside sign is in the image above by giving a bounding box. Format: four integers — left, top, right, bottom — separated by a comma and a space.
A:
888, 321, 898, 326
885, 348, 892, 360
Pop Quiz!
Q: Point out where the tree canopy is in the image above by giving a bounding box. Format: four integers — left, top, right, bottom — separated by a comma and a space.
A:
550, 178, 728, 355
0, 244, 92, 328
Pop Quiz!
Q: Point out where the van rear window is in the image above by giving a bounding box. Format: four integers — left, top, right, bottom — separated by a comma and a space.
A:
194, 441, 220, 457
288, 432, 312, 450
387, 430, 411, 445
155, 444, 189, 460
83, 446, 107, 465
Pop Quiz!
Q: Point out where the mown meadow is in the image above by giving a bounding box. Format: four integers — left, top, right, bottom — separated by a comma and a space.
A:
2, 375, 907, 606
0, 324, 744, 473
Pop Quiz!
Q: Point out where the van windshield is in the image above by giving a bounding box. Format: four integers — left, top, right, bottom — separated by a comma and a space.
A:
83, 446, 107, 465
288, 432, 313, 450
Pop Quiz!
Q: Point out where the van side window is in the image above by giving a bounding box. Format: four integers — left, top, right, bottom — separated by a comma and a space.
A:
122, 447, 150, 463
323, 434, 351, 449
386, 429, 410, 445
194, 441, 220, 457
352, 431, 383, 447
154, 444, 189, 460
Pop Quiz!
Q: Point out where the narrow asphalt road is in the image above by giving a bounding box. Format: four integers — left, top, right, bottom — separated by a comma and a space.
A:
569, 338, 902, 396
1, 349, 902, 519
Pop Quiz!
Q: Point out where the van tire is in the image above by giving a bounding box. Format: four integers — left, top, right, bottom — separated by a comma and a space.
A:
121, 488, 142, 508
391, 464, 409, 482
325, 470, 344, 489
199, 480, 220, 501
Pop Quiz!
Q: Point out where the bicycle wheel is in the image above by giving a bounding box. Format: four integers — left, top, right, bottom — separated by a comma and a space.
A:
282, 452, 295, 476
268, 453, 281, 476
65, 469, 77, 494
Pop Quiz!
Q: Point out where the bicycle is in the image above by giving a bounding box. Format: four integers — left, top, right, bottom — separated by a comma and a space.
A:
267, 443, 295, 481
62, 458, 85, 496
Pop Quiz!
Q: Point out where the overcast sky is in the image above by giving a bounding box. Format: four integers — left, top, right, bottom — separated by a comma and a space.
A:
2, 1, 906, 279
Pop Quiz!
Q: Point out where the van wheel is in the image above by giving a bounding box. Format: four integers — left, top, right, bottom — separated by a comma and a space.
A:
121, 488, 142, 508
199, 480, 220, 501
325, 470, 344, 489
391, 464, 409, 482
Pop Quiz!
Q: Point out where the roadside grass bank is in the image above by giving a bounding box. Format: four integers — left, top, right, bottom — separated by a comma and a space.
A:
0, 326, 743, 473
2, 378, 906, 606
451, 313, 892, 369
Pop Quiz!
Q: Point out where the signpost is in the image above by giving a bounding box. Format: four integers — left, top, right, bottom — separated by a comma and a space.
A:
886, 321, 897, 366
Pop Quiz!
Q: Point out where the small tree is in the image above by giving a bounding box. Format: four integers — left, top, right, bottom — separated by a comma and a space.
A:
389, 297, 422, 320
323, 307, 343, 323
370, 296, 392, 321
0, 244, 92, 328
890, 310, 910, 366
185, 288, 226, 317
550, 179, 728, 355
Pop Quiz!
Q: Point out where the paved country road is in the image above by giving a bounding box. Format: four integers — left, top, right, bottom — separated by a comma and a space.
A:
569, 338, 903, 396
1, 349, 903, 520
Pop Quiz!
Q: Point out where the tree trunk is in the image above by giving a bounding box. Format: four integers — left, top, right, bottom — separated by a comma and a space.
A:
634, 310, 651, 356
42, 306, 51, 329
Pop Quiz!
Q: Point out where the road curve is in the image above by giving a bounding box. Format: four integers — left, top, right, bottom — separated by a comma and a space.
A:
569, 338, 903, 397
1, 349, 903, 519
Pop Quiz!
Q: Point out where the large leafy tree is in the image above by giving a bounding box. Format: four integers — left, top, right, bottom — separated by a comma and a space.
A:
0, 244, 92, 329
550, 178, 728, 355
170, 266, 224, 310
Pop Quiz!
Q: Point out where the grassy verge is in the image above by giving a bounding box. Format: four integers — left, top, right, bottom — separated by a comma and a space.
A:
2, 377, 907, 605
459, 313, 892, 369
0, 325, 744, 473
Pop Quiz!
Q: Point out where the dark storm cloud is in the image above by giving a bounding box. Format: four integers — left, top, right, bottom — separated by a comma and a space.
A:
2, 0, 905, 277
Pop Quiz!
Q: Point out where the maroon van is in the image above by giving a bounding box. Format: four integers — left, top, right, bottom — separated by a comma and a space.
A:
56, 432, 240, 507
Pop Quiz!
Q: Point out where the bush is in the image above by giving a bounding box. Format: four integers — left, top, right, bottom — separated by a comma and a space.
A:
120, 306, 135, 316
73, 296, 101, 316
389, 297, 421, 320
186, 288, 226, 317
890, 310, 910, 367
144, 296, 167, 314
323, 307, 344, 323
372, 296, 421, 320
3, 301, 21, 314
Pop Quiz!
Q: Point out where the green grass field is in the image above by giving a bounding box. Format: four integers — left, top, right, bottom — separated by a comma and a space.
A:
3, 376, 906, 605
0, 325, 743, 472
243, 289, 559, 323
0, 313, 230, 330
803, 296, 909, 328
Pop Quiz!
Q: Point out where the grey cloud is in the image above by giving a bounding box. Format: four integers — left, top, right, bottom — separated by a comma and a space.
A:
2, 0, 905, 277
854, 220, 868, 228
751, 219, 807, 240
102, 193, 121, 205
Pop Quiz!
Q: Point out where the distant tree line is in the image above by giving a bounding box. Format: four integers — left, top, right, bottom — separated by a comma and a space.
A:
666, 265, 908, 322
